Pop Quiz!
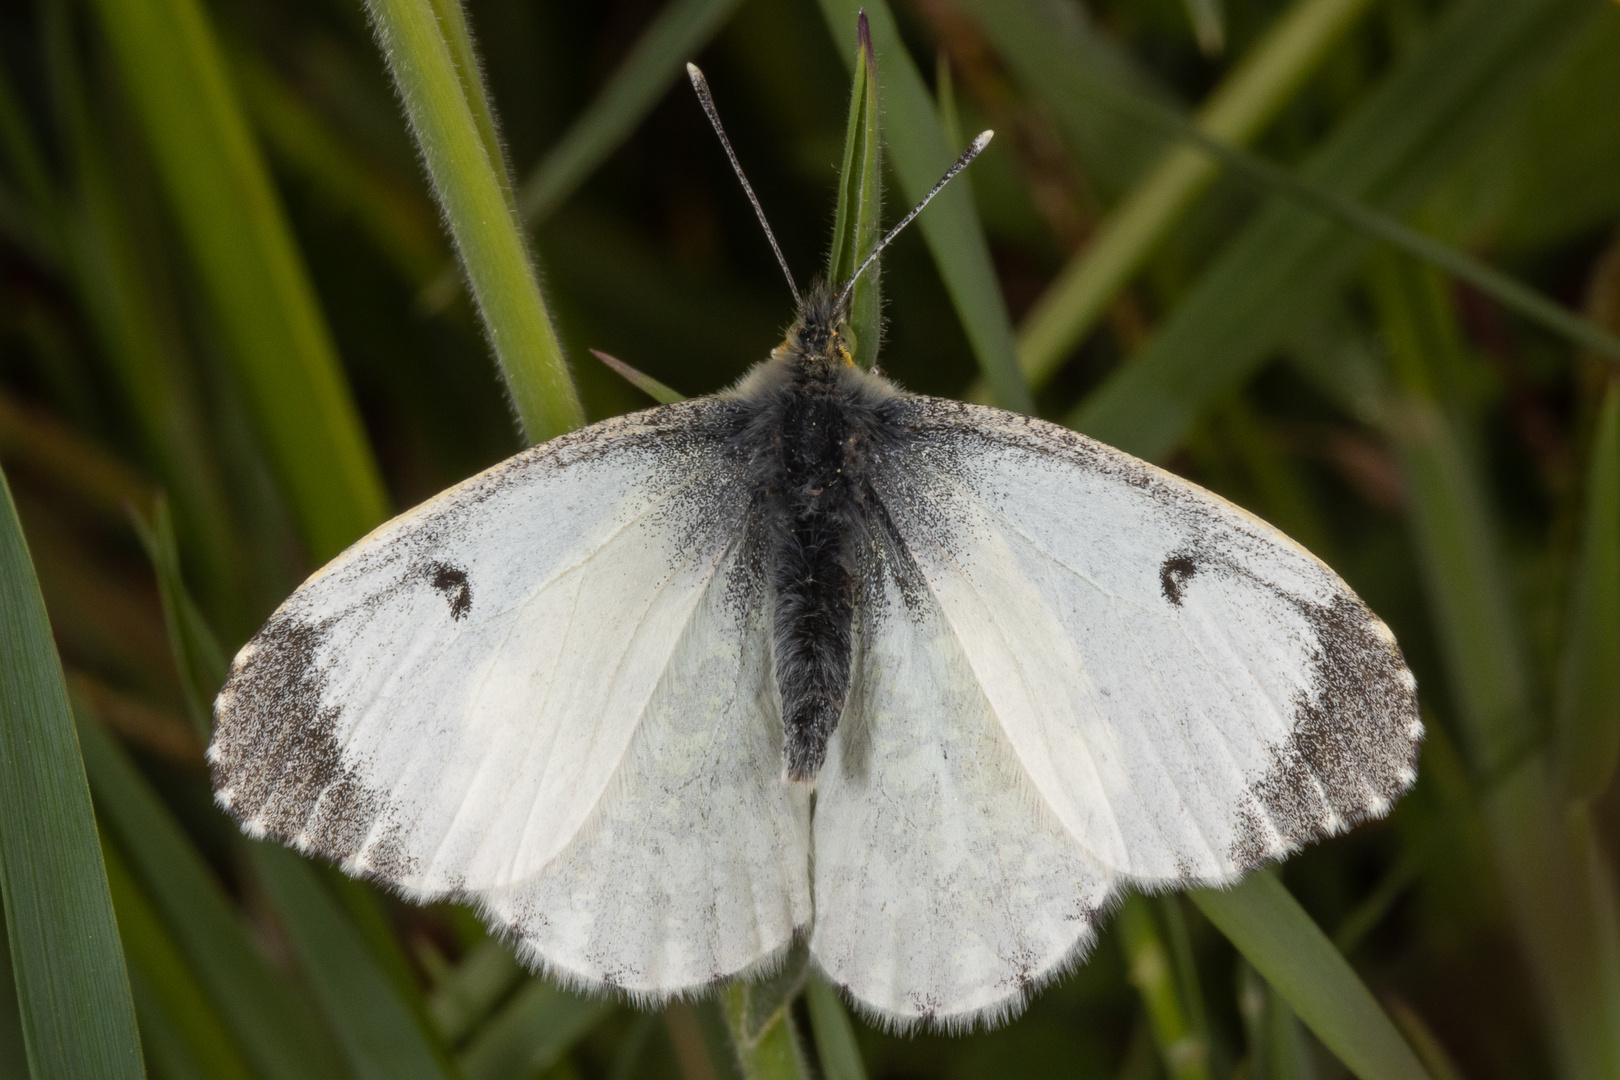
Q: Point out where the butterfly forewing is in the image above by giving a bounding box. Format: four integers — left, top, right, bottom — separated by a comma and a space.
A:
869, 399, 1422, 886
210, 400, 797, 908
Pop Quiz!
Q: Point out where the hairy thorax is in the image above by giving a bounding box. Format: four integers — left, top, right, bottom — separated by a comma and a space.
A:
724, 297, 907, 781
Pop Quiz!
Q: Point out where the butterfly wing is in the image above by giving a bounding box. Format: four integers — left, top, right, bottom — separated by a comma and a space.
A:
475, 534, 811, 997
809, 538, 1112, 1029
867, 399, 1421, 887
212, 400, 811, 993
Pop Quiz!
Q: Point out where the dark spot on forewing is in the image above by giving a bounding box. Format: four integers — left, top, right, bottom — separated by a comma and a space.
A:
428, 562, 472, 620
1159, 552, 1199, 606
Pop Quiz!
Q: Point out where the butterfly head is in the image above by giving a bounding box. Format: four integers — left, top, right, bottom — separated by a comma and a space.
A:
781, 280, 854, 375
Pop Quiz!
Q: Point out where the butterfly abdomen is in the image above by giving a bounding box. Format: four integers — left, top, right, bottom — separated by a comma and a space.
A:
730, 327, 906, 783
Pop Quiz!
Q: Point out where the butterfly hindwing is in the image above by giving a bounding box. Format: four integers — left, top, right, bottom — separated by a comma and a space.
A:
870, 398, 1422, 887
474, 535, 812, 998
809, 535, 1112, 1030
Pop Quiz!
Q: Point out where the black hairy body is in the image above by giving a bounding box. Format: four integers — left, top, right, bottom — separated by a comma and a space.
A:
724, 285, 908, 782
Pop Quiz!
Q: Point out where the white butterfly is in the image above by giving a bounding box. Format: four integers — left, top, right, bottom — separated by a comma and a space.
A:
209, 67, 1420, 1031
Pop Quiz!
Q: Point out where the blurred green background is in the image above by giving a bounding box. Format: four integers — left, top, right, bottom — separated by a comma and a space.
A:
1, 0, 1619, 1077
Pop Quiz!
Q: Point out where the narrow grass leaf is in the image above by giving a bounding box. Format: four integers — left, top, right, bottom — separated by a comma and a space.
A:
1384, 1000, 1466, 1080
1055, 77, 1620, 367
1071, 0, 1593, 462
1191, 874, 1428, 1080
129, 497, 229, 739
0, 463, 144, 1080
591, 349, 687, 404
1237, 961, 1318, 1080
43, 0, 247, 628
367, 0, 585, 444
456, 978, 611, 1080
251, 843, 455, 1080
100, 835, 254, 1080
519, 0, 743, 225
233, 48, 446, 288
804, 979, 867, 1080
1480, 766, 1620, 1080
965, 0, 1378, 389
1118, 897, 1212, 1080
0, 54, 57, 222
425, 0, 516, 214
0, 387, 153, 522
1371, 256, 1620, 1077
826, 14, 882, 370
721, 981, 812, 1080
427, 939, 524, 1046
740, 940, 809, 1042
1556, 379, 1620, 804
814, 0, 1031, 413
76, 709, 346, 1080
1180, 0, 1226, 55
85, 0, 389, 560
0, 908, 29, 1080
1370, 253, 1533, 770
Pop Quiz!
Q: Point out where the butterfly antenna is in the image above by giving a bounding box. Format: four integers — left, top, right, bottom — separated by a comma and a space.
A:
687, 63, 801, 308
835, 131, 993, 313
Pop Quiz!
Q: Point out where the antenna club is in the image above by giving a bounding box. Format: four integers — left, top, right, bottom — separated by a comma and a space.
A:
687, 61, 802, 307
833, 125, 994, 312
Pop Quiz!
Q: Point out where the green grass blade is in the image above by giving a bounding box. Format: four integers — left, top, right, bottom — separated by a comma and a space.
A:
814, 0, 1031, 413
1393, 406, 1531, 768
0, 908, 28, 1079
1118, 897, 1212, 1080
1369, 251, 1533, 770
0, 54, 57, 223
518, 0, 743, 225
1370, 253, 1620, 1078
591, 350, 687, 405
84, 0, 389, 562
43, 3, 246, 625
739, 942, 809, 1044
1180, 0, 1226, 55
1062, 83, 1620, 367
826, 14, 882, 370
1070, 0, 1591, 462
129, 497, 229, 740
250, 844, 455, 1080
966, 0, 1378, 390
721, 981, 812, 1080
100, 835, 254, 1080
426, 939, 523, 1046
366, 0, 585, 445
0, 388, 153, 525
76, 710, 347, 1080
804, 979, 866, 1080
1191, 875, 1428, 1080
1482, 766, 1620, 1080
425, 0, 517, 217
0, 463, 144, 1080
233, 49, 447, 289
456, 978, 611, 1080
1238, 961, 1318, 1080
692, 1000, 749, 1080
1556, 379, 1620, 804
